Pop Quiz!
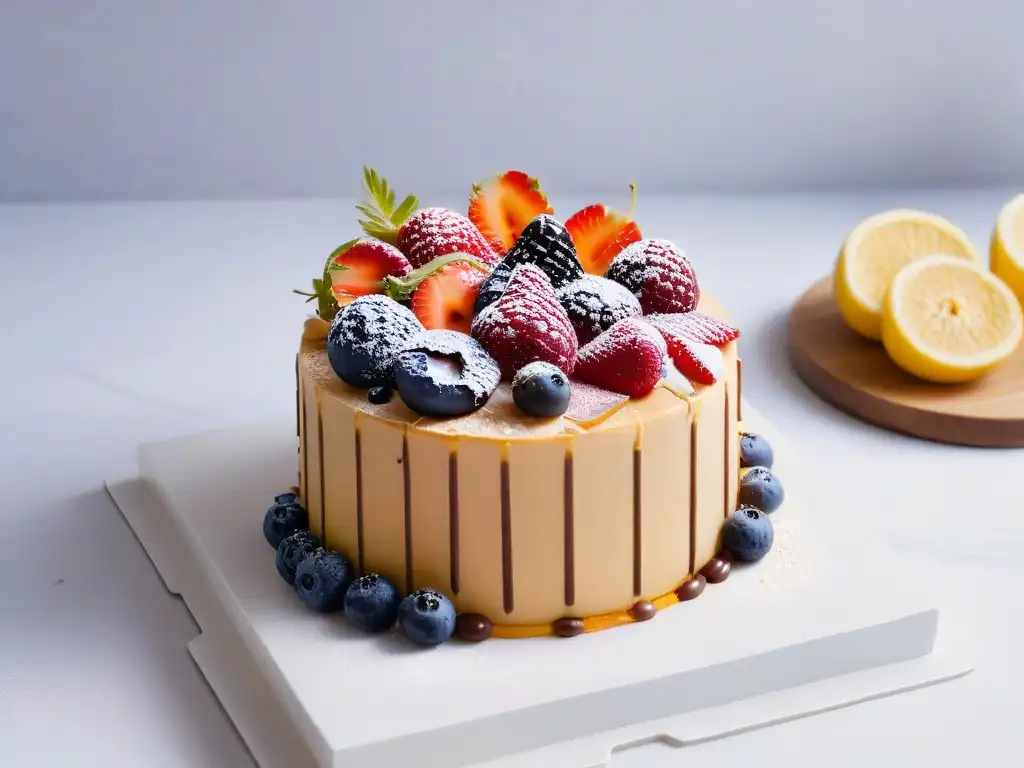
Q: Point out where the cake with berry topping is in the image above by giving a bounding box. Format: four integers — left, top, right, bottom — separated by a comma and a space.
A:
269, 169, 784, 645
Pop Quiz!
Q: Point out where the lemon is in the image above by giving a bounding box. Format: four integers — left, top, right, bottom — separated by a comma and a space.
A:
881, 255, 1023, 383
833, 209, 978, 340
990, 194, 1024, 307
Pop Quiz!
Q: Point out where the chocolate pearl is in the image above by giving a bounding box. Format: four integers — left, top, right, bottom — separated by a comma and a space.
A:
553, 617, 585, 637
700, 557, 731, 584
628, 600, 657, 622
456, 613, 492, 642
674, 574, 707, 602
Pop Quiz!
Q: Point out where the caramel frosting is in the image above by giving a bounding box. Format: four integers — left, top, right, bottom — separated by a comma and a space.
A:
297, 296, 740, 628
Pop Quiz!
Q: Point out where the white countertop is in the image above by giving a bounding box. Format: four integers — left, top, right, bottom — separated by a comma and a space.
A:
1, 191, 1021, 767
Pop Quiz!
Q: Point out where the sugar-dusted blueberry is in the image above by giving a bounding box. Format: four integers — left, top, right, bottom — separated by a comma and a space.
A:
275, 530, 321, 585
326, 295, 424, 388
263, 497, 309, 549
721, 506, 774, 562
393, 329, 500, 418
398, 588, 457, 647
740, 433, 774, 469
367, 385, 393, 405
556, 275, 642, 346
739, 466, 784, 513
343, 572, 401, 632
511, 361, 571, 418
294, 549, 354, 612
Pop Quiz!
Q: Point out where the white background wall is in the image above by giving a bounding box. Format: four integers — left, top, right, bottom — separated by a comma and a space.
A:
2, 0, 1023, 201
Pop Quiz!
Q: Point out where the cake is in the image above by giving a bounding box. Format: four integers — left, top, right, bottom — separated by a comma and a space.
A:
264, 169, 784, 646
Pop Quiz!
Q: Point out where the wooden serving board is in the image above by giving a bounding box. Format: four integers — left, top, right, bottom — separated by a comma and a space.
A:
788, 277, 1024, 448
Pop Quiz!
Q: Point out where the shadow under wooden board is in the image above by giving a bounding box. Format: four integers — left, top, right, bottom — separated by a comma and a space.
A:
788, 277, 1024, 448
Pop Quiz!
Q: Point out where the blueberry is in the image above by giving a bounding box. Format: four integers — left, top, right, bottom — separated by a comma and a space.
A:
740, 433, 774, 469
739, 466, 784, 513
343, 573, 401, 632
263, 498, 309, 549
294, 549, 354, 612
327, 295, 424, 388
398, 588, 456, 647
511, 361, 571, 418
393, 330, 501, 418
721, 506, 774, 562
367, 385, 393, 404
275, 530, 321, 585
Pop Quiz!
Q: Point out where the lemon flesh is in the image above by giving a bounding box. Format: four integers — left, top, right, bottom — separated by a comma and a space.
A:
834, 210, 978, 340
881, 255, 1023, 383
990, 194, 1024, 307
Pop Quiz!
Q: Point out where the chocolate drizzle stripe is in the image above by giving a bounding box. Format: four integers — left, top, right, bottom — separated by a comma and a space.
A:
737, 357, 743, 422
300, 377, 308, 502
632, 448, 642, 596
316, 411, 326, 537
403, 434, 413, 595
294, 354, 300, 438
355, 429, 364, 574
724, 390, 731, 519
500, 460, 513, 614
449, 452, 460, 595
688, 416, 698, 575
564, 451, 575, 607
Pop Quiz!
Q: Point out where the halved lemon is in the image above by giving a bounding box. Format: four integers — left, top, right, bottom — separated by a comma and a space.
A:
834, 209, 978, 340
881, 255, 1023, 383
991, 193, 1024, 306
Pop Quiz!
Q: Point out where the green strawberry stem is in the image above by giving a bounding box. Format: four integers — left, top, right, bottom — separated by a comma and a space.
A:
355, 167, 419, 244
292, 238, 360, 320
382, 253, 489, 302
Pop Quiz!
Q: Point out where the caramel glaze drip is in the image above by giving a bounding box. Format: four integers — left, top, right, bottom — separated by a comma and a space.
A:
316, 410, 326, 537
448, 451, 460, 596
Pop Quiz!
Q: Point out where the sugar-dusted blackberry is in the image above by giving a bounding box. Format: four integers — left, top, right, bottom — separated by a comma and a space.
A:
556, 275, 642, 345
326, 295, 423, 388
473, 214, 584, 315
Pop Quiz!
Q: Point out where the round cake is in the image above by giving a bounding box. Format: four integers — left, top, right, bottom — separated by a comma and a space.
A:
268, 168, 782, 644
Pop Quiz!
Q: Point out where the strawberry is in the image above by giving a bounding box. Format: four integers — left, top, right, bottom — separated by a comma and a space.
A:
327, 237, 412, 308
606, 239, 699, 315
468, 170, 554, 255
397, 207, 499, 269
646, 312, 741, 348
470, 264, 578, 380
408, 263, 486, 334
647, 312, 740, 385
564, 185, 642, 276
573, 317, 665, 398
354, 167, 499, 268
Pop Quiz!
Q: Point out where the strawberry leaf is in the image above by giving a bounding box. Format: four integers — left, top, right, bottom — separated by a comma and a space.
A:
382, 253, 489, 302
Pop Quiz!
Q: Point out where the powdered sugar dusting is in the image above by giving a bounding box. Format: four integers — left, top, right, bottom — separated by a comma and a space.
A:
564, 379, 629, 425
646, 311, 741, 347
556, 274, 642, 345
397, 207, 499, 268
606, 238, 700, 314
573, 317, 665, 398
685, 341, 723, 381
471, 264, 578, 379
399, 329, 500, 404
326, 295, 423, 386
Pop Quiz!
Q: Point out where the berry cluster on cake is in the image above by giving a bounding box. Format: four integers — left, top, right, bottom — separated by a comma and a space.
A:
264, 169, 784, 647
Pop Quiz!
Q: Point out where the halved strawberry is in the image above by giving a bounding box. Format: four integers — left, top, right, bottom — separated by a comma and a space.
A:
409, 263, 486, 333
646, 312, 741, 348
329, 237, 412, 307
467, 170, 554, 255
564, 185, 642, 276
668, 340, 724, 385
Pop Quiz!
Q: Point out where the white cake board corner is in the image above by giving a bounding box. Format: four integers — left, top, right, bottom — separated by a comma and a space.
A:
106, 404, 970, 768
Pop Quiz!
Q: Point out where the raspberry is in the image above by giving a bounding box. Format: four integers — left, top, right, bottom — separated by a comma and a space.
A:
606, 239, 699, 315
470, 264, 578, 380
573, 317, 665, 398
